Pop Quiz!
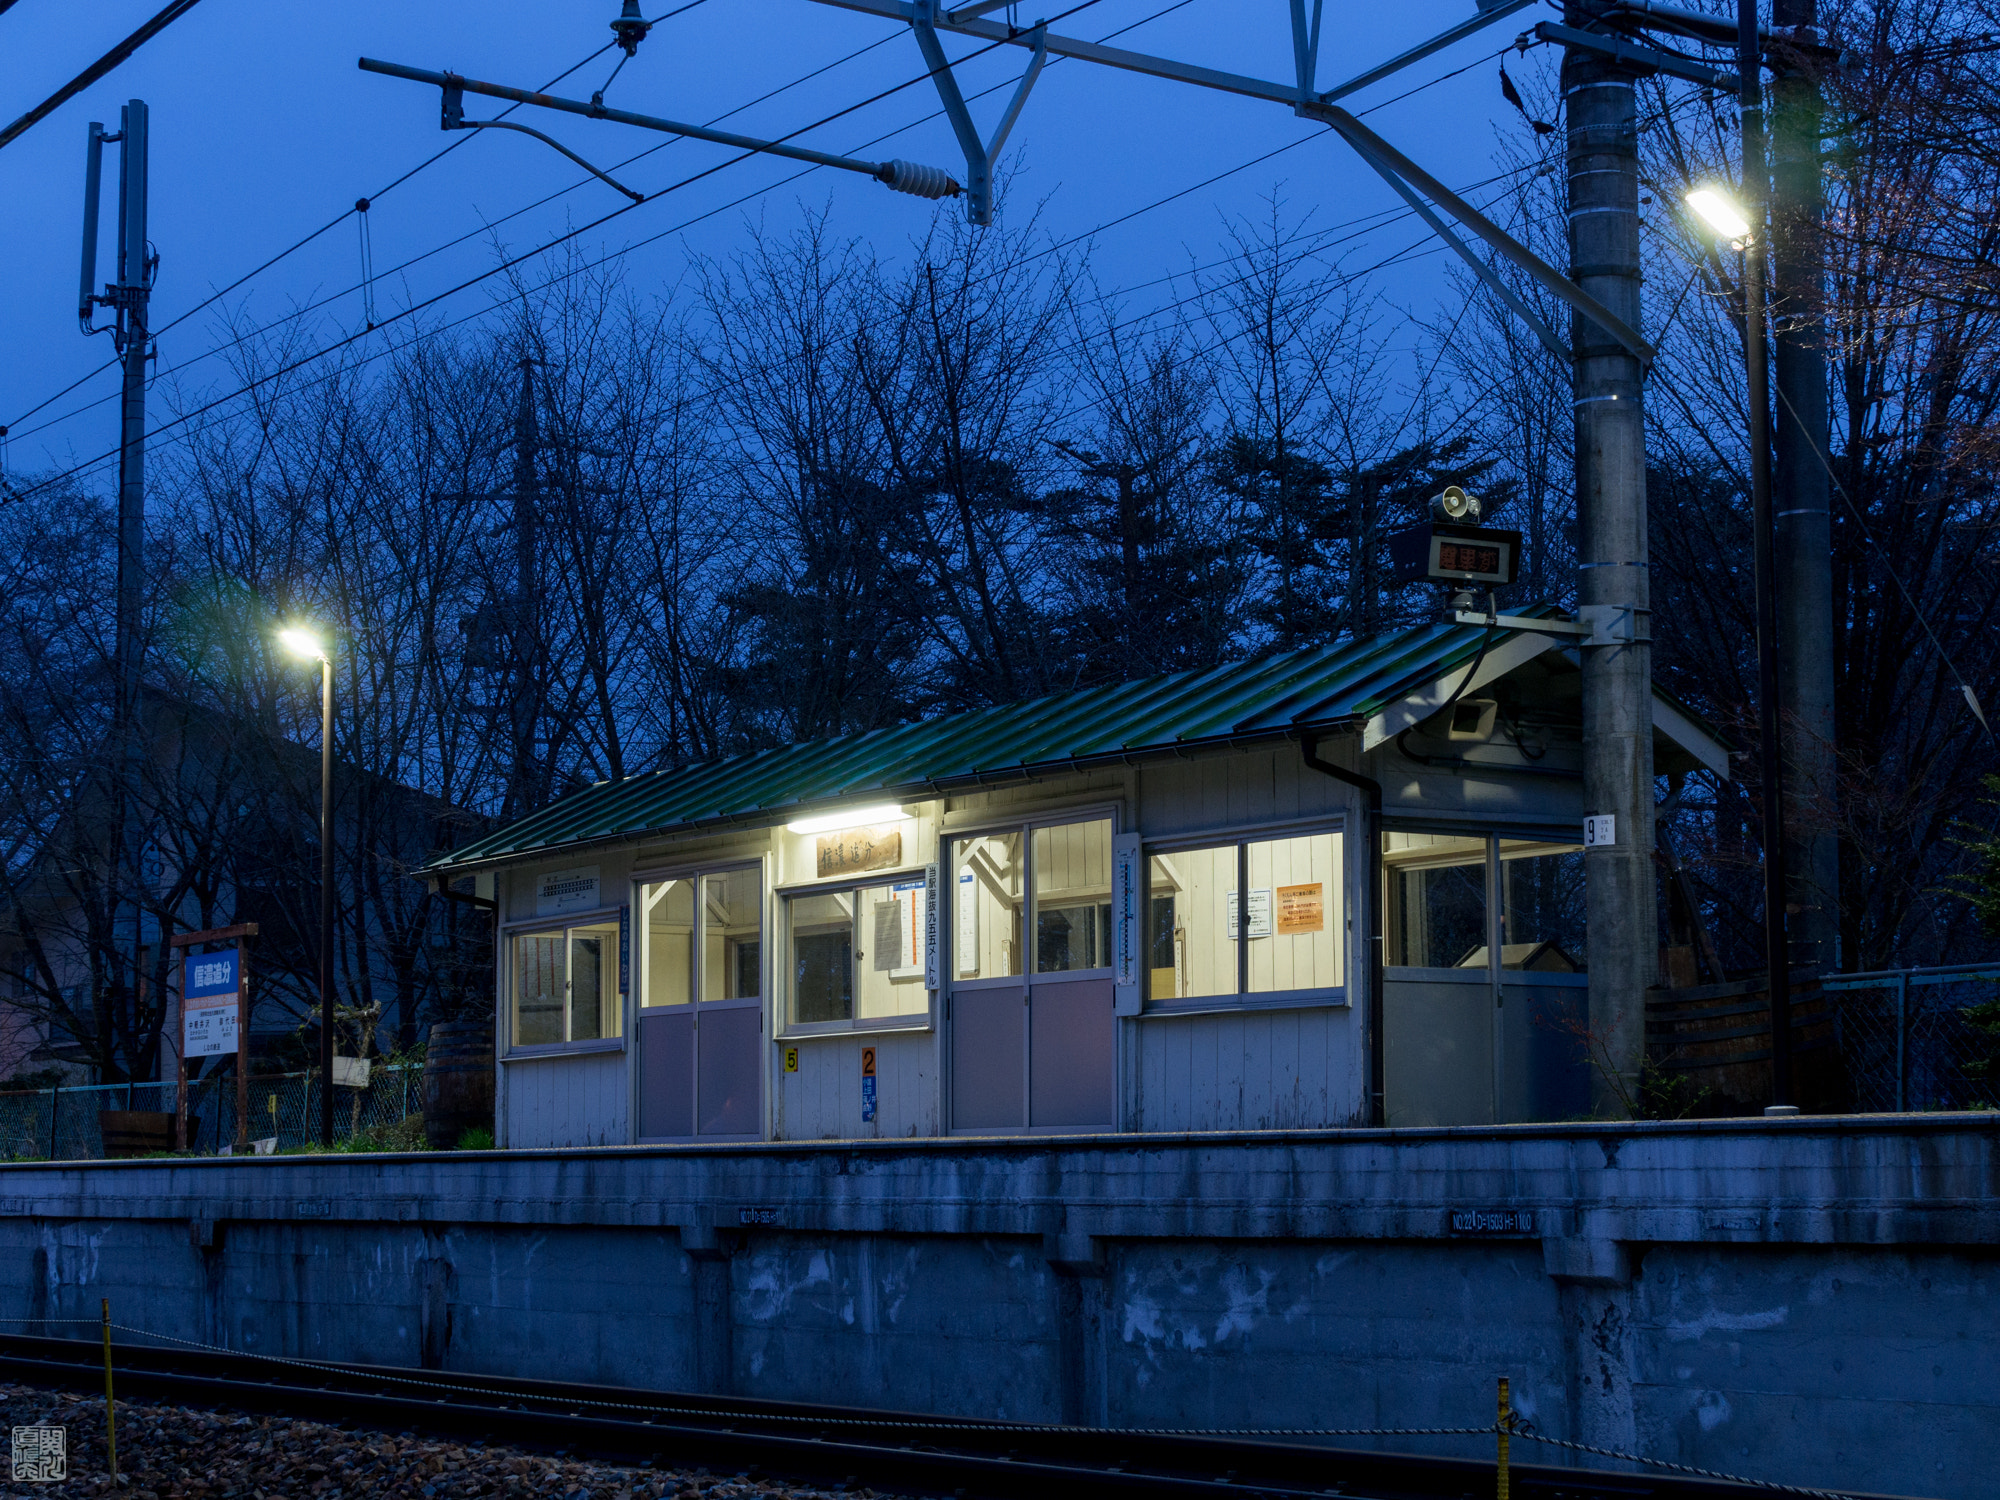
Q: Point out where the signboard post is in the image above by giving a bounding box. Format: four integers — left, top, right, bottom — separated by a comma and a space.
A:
169, 924, 259, 1153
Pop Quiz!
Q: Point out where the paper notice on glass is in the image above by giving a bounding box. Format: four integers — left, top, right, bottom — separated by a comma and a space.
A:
890, 878, 925, 978
1276, 882, 1325, 935
1225, 888, 1274, 940
873, 896, 904, 972
957, 872, 979, 974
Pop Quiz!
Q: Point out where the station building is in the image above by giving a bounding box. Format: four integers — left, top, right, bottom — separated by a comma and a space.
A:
424, 614, 1726, 1148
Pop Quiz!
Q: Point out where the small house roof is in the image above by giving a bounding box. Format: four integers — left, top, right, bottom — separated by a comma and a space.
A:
424, 609, 1725, 873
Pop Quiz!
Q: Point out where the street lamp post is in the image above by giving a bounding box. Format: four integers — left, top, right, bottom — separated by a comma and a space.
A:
1686, 10, 1793, 1110
280, 626, 337, 1145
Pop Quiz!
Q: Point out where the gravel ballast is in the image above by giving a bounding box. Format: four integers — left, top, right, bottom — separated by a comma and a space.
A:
1, 1381, 915, 1498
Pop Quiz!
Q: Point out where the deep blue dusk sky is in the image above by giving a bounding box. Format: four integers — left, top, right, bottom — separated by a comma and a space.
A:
0, 2, 1567, 488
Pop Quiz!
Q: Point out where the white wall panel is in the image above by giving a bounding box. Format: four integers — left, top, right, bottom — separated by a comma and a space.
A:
1129, 1005, 1361, 1131
773, 1030, 938, 1140
503, 1050, 629, 1148
1137, 746, 1351, 839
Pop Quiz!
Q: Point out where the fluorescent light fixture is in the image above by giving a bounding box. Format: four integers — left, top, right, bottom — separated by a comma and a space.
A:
278, 626, 327, 661
786, 803, 902, 834
1684, 187, 1751, 241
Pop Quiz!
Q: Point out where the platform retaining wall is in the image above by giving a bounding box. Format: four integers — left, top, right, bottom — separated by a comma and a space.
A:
1, 1116, 1994, 1499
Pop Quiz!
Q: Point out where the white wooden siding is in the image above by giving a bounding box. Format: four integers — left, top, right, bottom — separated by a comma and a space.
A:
1130, 1005, 1361, 1131
503, 1048, 629, 1148
772, 1030, 938, 1140
1136, 746, 1350, 837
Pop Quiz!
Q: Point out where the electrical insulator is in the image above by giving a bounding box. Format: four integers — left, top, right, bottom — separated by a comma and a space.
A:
876, 159, 961, 200
611, 0, 650, 56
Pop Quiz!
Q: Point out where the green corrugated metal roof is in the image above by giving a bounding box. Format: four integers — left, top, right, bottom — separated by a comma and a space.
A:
424, 611, 1578, 872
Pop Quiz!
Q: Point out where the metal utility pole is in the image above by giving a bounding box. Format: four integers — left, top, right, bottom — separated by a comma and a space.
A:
317, 649, 335, 1146
1737, 0, 1794, 1104
1563, 5, 1658, 1115
508, 357, 541, 822
80, 100, 154, 1080
1768, 0, 1838, 977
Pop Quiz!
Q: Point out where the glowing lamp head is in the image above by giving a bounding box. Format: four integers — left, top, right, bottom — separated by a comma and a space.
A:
279, 627, 327, 662
786, 803, 903, 835
1685, 187, 1752, 243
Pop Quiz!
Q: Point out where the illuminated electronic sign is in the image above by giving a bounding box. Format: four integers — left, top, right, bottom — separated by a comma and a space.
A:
1387, 522, 1522, 587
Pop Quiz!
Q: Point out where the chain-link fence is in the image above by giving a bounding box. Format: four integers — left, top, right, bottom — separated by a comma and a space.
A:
0, 1065, 425, 1160
1822, 964, 2000, 1113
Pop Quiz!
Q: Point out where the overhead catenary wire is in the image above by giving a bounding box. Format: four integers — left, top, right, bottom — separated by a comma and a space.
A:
10, 30, 1578, 526
2, 5, 1111, 457
5, 0, 1118, 504
1, 30, 642, 436
6, 12, 881, 447
9, 0, 1508, 450
2, 5, 1073, 452
9, 2, 1579, 506
4, 0, 1494, 456
1046, 91, 1711, 433
0, 0, 209, 153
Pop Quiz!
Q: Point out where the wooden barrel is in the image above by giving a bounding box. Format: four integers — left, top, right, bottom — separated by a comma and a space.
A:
422, 1020, 496, 1149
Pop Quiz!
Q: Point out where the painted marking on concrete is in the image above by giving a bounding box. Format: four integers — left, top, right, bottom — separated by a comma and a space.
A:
739, 1207, 781, 1226
1448, 1208, 1537, 1235
295, 1201, 332, 1219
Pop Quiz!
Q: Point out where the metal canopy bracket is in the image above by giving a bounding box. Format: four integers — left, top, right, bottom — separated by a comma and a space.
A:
1300, 101, 1655, 369
910, 1, 1046, 224
1453, 607, 1644, 647
361, 56, 962, 204
1534, 21, 1738, 91
439, 76, 645, 201
1315, 0, 1538, 105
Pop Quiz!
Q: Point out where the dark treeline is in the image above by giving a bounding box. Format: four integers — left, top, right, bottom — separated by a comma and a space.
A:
3, 0, 1998, 1080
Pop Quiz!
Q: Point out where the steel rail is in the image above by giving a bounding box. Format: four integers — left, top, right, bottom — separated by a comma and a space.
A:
0, 1333, 1879, 1500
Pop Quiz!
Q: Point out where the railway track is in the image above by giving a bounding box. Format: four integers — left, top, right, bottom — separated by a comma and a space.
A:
0, 1332, 1869, 1500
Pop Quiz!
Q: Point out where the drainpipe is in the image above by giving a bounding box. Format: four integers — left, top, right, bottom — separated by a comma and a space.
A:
431, 874, 497, 914
1302, 735, 1384, 1126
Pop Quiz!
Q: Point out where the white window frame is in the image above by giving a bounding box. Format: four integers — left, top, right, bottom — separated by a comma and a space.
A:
499, 905, 629, 1059
1139, 816, 1349, 1016
776, 864, 937, 1038
946, 802, 1124, 994
631, 857, 769, 1014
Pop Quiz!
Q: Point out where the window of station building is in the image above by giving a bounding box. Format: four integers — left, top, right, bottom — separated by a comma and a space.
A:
951, 818, 1114, 981
1145, 829, 1343, 1004
511, 920, 622, 1048
1496, 840, 1586, 971
785, 876, 929, 1029
1382, 832, 1487, 969
640, 867, 765, 1008
1381, 833, 1588, 971
702, 868, 763, 999
1032, 819, 1112, 974
952, 831, 1022, 981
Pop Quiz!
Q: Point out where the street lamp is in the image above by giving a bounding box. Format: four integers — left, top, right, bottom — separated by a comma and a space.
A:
1684, 188, 1752, 244
1686, 172, 1792, 1110
280, 625, 337, 1146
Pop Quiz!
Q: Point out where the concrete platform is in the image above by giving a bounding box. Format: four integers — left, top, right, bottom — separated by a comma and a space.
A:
3, 1114, 1994, 1498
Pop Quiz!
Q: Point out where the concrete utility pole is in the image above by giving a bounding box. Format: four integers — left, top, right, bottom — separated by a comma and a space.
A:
1736, 0, 1796, 1104
1563, 6, 1657, 1114
1768, 0, 1838, 975
507, 356, 541, 822
81, 101, 153, 1079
